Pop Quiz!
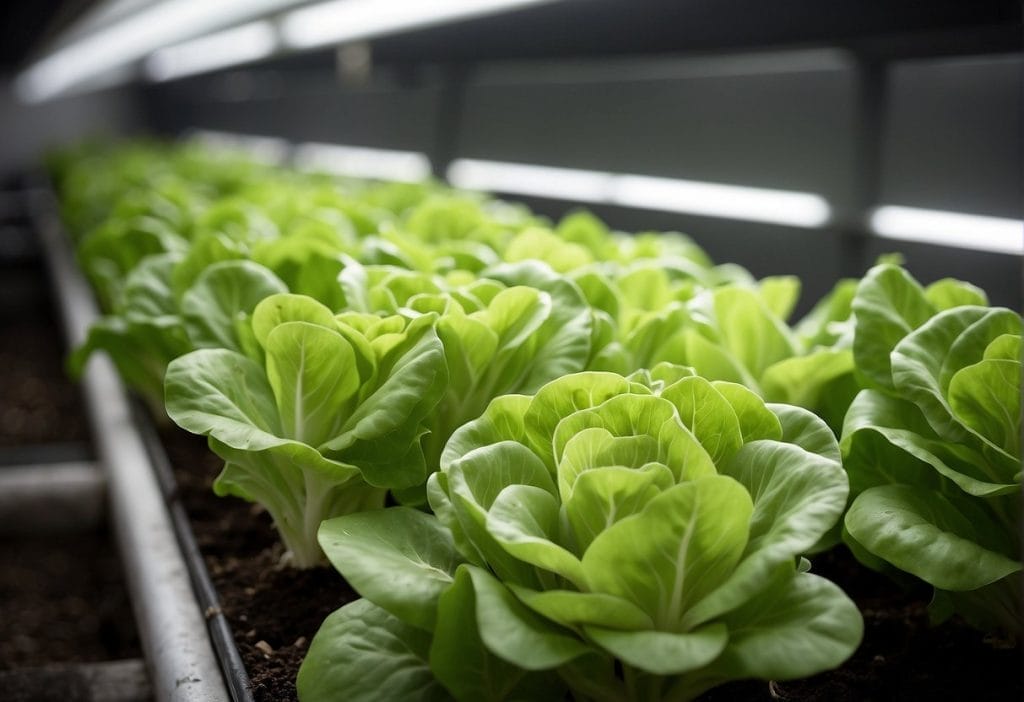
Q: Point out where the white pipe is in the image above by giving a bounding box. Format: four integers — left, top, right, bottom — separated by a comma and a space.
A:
34, 190, 230, 702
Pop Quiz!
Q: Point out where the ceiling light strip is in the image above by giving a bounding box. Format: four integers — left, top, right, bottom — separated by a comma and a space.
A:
187, 129, 292, 164
279, 0, 561, 50
19, 0, 571, 101
293, 142, 433, 182
16, 0, 297, 102
870, 205, 1023, 255
145, 21, 278, 82
447, 157, 833, 228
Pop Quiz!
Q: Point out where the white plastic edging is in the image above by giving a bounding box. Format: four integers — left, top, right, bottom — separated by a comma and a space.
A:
35, 192, 230, 702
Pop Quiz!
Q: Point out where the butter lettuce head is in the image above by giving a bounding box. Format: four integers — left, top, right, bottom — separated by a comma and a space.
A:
618, 279, 858, 432
332, 259, 599, 491
70, 256, 288, 417
165, 293, 448, 567
842, 264, 1021, 633
301, 366, 861, 701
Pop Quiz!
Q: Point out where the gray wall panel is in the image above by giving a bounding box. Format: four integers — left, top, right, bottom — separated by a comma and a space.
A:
146, 72, 441, 153
456, 52, 859, 197
0, 81, 143, 180
881, 54, 1022, 217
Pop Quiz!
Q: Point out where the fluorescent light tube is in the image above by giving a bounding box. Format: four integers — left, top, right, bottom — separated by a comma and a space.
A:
145, 21, 278, 81
447, 159, 614, 203
280, 0, 560, 50
293, 142, 432, 182
871, 205, 1023, 255
446, 158, 833, 228
612, 174, 831, 228
188, 130, 291, 164
16, 0, 297, 102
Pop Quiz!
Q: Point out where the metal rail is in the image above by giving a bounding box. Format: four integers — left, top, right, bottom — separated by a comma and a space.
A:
33, 190, 230, 702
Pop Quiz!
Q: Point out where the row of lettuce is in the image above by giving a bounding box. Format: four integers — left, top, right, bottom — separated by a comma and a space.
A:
51, 142, 1021, 702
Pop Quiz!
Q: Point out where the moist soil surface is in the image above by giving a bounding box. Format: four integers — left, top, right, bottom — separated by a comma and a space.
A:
704, 548, 1022, 701
0, 310, 137, 671
0, 531, 141, 669
163, 429, 1022, 702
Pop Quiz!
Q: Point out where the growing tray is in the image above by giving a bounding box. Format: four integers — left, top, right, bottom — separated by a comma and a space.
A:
33, 189, 235, 702
0, 462, 150, 702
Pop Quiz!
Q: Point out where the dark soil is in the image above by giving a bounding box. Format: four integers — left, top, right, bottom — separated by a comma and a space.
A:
0, 320, 90, 448
0, 659, 151, 702
0, 531, 141, 669
703, 548, 1022, 701
162, 430, 1022, 702
161, 429, 358, 702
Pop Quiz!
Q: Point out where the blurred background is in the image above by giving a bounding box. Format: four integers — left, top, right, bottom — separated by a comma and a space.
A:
1, 0, 1021, 308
